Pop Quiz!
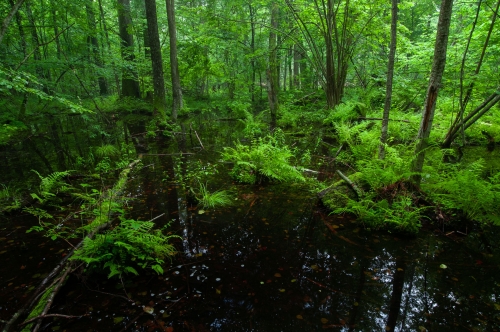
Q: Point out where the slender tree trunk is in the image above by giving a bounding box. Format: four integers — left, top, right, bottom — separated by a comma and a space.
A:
166, 0, 183, 122
442, 0, 500, 148
293, 43, 300, 88
117, 0, 141, 98
0, 0, 25, 45
249, 3, 256, 104
378, 0, 398, 160
87, 1, 108, 95
98, 0, 121, 95
267, 2, 279, 129
145, 0, 167, 119
411, 0, 454, 186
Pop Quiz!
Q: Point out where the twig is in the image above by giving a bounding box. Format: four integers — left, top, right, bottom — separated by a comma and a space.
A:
15, 24, 74, 71
32, 267, 72, 332
148, 213, 165, 223
189, 123, 205, 150
19, 314, 88, 327
334, 143, 345, 158
336, 170, 363, 197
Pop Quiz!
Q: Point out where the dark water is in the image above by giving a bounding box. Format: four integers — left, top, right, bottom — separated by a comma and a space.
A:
1, 129, 500, 331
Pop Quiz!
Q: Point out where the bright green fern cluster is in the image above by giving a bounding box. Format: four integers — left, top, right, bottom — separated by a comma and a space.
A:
222, 130, 305, 184
191, 182, 234, 209
424, 159, 500, 225
71, 219, 180, 278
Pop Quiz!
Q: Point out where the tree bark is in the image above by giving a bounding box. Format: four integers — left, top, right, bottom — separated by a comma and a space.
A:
442, 0, 500, 148
117, 0, 141, 98
166, 0, 183, 122
411, 0, 454, 186
378, 0, 398, 160
86, 1, 108, 95
145, 0, 167, 119
98, 0, 121, 95
0, 0, 25, 45
267, 2, 279, 129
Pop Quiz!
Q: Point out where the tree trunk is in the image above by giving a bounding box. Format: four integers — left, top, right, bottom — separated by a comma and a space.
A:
442, 0, 500, 149
98, 0, 121, 95
378, 0, 398, 160
117, 0, 141, 98
145, 0, 167, 119
248, 3, 256, 105
293, 43, 300, 88
166, 0, 183, 122
0, 0, 25, 45
267, 2, 279, 129
86, 1, 108, 95
411, 0, 454, 186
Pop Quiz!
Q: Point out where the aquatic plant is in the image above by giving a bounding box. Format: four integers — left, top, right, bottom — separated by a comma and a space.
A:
192, 182, 234, 209
222, 129, 305, 184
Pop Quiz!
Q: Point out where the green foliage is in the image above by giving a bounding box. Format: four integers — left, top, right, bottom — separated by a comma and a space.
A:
30, 170, 73, 204
191, 182, 234, 209
71, 219, 179, 278
324, 101, 366, 124
222, 130, 305, 184
0, 184, 22, 213
95, 144, 121, 160
335, 194, 428, 235
424, 159, 500, 225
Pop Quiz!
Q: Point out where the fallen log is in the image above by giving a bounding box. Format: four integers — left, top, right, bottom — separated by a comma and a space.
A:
2, 160, 140, 332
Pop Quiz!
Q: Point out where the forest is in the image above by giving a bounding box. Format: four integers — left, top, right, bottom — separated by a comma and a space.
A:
1, 0, 500, 331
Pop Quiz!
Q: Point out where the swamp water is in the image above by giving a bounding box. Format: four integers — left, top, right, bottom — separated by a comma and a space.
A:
1, 122, 500, 332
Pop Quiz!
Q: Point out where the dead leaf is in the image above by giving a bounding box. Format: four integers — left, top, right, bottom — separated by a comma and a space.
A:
274, 273, 281, 278
321, 318, 328, 324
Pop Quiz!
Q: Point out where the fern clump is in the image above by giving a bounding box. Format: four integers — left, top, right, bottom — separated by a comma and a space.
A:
424, 159, 500, 225
222, 130, 305, 184
30, 170, 73, 204
71, 219, 180, 278
95, 144, 121, 159
335, 194, 427, 235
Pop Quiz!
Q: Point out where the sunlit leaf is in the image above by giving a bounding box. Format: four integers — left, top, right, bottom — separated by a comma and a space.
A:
439, 264, 447, 269
291, 279, 297, 283
279, 288, 285, 292
143, 306, 154, 314
198, 210, 205, 215
296, 315, 303, 320
321, 318, 328, 324
113, 317, 124, 324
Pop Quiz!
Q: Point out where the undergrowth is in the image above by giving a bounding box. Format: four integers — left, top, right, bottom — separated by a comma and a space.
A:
222, 129, 305, 184
71, 219, 179, 278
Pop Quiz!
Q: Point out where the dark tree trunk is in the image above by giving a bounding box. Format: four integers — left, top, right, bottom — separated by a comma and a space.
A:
378, 0, 398, 160
166, 0, 183, 122
117, 0, 141, 98
98, 0, 121, 95
267, 2, 279, 129
411, 0, 454, 186
145, 0, 167, 118
385, 257, 406, 331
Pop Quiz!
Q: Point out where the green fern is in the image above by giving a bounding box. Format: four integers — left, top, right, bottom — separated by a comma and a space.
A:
222, 130, 305, 184
30, 170, 72, 204
71, 219, 180, 278
95, 144, 121, 159
424, 159, 500, 225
